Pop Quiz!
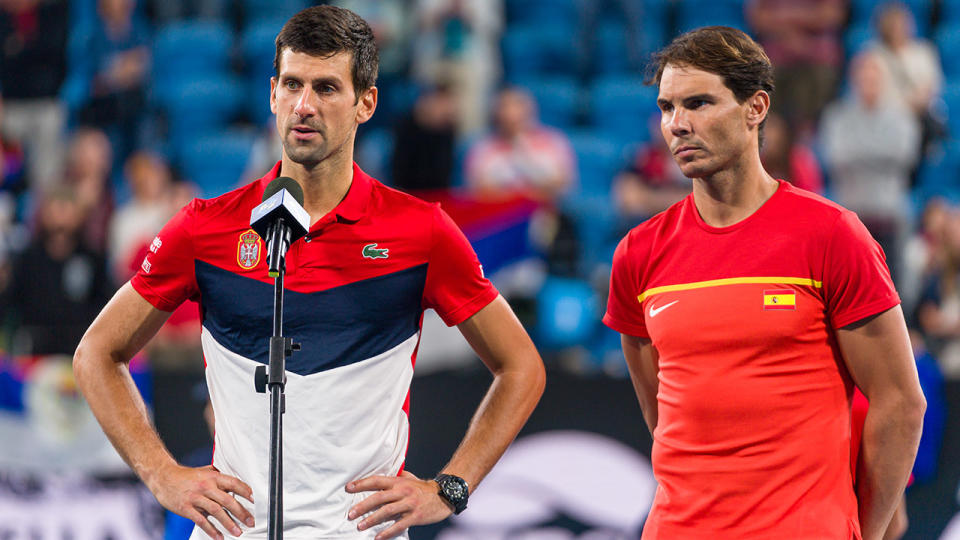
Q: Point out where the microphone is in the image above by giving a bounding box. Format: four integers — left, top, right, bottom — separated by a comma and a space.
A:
250, 176, 310, 277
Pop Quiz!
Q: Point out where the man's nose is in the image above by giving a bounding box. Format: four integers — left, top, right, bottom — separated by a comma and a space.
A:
665, 109, 691, 136
294, 87, 317, 118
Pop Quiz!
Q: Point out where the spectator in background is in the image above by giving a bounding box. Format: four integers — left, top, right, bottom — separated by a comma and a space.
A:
0, 0, 69, 191
64, 128, 114, 255
746, 0, 846, 134
466, 87, 575, 203
759, 112, 823, 193
820, 52, 919, 286
74, 0, 150, 164
917, 209, 960, 379
611, 113, 689, 233
466, 86, 578, 276
869, 2, 946, 158
412, 0, 502, 136
392, 83, 457, 192
108, 151, 172, 281
0, 97, 26, 225
0, 186, 112, 356
904, 198, 950, 318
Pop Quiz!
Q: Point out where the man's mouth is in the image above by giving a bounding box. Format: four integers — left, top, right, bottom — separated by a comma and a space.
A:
291, 125, 319, 139
674, 145, 700, 157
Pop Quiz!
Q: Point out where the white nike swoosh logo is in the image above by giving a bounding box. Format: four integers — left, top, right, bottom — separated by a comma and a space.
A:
648, 300, 678, 318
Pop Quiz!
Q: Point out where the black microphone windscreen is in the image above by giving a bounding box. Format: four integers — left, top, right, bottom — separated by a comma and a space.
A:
262, 176, 305, 206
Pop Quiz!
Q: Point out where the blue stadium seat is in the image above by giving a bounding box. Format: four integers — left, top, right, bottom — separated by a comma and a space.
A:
242, 0, 309, 22
916, 138, 960, 200
502, 24, 577, 79
595, 21, 630, 75
944, 0, 960, 25
675, 0, 746, 33
355, 127, 394, 184
567, 129, 625, 197
241, 18, 287, 125
563, 193, 619, 270
153, 20, 234, 95
535, 276, 599, 350
242, 18, 285, 83
161, 74, 245, 145
178, 131, 257, 198
512, 76, 581, 129
845, 22, 875, 58
590, 76, 659, 144
935, 25, 960, 79
640, 3, 669, 57
505, 0, 577, 27
944, 82, 960, 133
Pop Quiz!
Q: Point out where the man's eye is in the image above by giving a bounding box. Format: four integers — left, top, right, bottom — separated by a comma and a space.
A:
320, 85, 336, 94
285, 80, 300, 90
689, 99, 707, 109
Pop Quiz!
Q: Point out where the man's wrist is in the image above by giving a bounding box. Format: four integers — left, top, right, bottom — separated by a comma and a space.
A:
434, 473, 469, 515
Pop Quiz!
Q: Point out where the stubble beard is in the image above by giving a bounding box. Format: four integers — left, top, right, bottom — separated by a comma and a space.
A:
283, 133, 326, 170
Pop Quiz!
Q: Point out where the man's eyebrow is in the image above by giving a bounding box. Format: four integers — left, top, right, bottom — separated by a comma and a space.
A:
683, 93, 715, 102
309, 77, 342, 87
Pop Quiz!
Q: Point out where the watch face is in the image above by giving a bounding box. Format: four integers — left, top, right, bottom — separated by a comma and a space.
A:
445, 482, 465, 499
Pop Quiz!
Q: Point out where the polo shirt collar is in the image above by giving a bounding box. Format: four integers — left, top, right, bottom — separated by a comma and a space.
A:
256, 161, 372, 224
334, 162, 372, 223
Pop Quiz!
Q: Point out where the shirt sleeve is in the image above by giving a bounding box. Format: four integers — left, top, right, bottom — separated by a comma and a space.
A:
823, 210, 900, 328
129, 200, 199, 312
603, 232, 649, 337
423, 204, 499, 326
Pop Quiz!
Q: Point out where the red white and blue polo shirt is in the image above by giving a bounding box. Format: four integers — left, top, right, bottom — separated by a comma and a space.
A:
131, 162, 498, 539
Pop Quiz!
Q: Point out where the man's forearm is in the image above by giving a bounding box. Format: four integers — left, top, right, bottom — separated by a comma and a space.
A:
439, 364, 545, 489
73, 351, 177, 489
857, 397, 925, 540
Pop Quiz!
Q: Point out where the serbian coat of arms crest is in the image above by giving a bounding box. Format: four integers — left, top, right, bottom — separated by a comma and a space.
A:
237, 229, 262, 269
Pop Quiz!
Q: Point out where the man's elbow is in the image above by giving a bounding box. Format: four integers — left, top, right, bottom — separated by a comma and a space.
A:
897, 389, 927, 440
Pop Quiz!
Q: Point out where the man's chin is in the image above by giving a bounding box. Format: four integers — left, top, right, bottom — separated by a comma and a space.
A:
283, 144, 325, 168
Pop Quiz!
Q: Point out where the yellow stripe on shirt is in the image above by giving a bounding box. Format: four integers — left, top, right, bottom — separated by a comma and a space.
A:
637, 277, 822, 303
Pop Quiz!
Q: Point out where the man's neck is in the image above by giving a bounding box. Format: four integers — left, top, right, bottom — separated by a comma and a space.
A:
691, 155, 778, 228
279, 151, 355, 225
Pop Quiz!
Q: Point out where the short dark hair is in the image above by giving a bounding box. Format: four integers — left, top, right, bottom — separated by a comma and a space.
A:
648, 26, 774, 140
274, 5, 379, 101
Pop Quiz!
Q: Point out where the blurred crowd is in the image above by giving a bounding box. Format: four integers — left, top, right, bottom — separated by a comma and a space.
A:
0, 0, 959, 380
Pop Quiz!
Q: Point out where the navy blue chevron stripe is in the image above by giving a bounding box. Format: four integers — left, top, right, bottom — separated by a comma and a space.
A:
196, 260, 426, 375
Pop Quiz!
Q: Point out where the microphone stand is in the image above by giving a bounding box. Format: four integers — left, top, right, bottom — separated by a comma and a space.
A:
254, 217, 300, 540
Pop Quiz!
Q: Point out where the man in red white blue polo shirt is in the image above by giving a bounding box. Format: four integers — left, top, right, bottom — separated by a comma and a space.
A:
73, 6, 545, 540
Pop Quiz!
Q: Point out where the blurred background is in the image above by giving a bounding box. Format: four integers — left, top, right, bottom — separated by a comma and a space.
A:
0, 0, 959, 538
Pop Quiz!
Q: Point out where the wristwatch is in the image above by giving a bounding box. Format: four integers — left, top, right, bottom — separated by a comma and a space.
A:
434, 473, 469, 514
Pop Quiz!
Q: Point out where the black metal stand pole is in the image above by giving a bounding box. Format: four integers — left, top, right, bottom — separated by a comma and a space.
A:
254, 221, 300, 540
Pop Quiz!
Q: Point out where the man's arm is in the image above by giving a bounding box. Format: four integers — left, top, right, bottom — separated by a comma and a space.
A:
346, 295, 545, 539
621, 334, 659, 435
836, 305, 925, 540
73, 283, 254, 540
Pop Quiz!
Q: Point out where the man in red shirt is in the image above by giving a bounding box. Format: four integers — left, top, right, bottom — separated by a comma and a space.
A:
603, 26, 925, 539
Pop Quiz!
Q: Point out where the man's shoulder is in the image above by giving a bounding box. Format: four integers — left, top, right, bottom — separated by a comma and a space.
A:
622, 196, 689, 245
367, 178, 440, 218
184, 180, 263, 224
777, 181, 852, 223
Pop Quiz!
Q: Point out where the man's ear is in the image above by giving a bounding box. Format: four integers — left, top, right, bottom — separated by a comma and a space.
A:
270, 77, 278, 115
356, 86, 378, 125
746, 90, 770, 130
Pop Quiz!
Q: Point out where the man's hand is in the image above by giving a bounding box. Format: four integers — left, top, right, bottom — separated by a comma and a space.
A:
150, 463, 255, 540
346, 470, 453, 540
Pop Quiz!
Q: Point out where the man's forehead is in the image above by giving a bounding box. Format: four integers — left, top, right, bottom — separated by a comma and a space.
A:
277, 48, 352, 78
658, 64, 728, 99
